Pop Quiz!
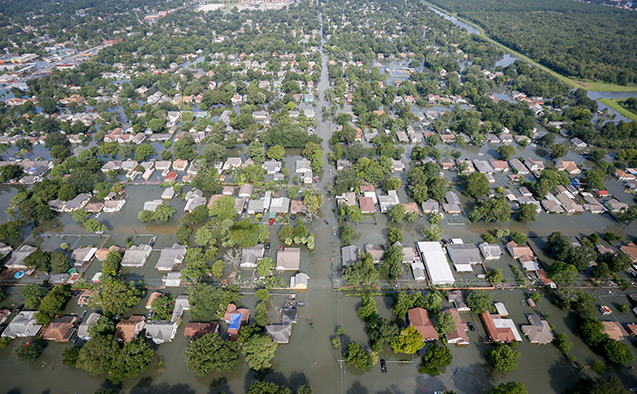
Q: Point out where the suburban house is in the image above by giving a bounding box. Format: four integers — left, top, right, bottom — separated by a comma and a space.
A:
421, 199, 440, 214
5, 245, 37, 269
447, 290, 470, 312
184, 322, 218, 341
1, 311, 43, 338
602, 321, 628, 341
41, 315, 77, 342
263, 160, 281, 175
407, 307, 438, 341
445, 309, 469, 346
155, 244, 187, 271
145, 321, 178, 344
358, 197, 376, 214
480, 311, 522, 343
365, 244, 385, 263
506, 241, 539, 271
509, 159, 529, 175
115, 316, 146, 342
479, 243, 502, 260
238, 184, 253, 198
241, 244, 265, 269
77, 312, 101, 340
290, 272, 309, 290
555, 159, 581, 175
276, 247, 301, 271
341, 245, 360, 267
521, 314, 554, 344
224, 303, 250, 340
71, 247, 97, 267
121, 244, 153, 268
265, 324, 293, 344
446, 242, 482, 272
620, 242, 637, 263
416, 241, 455, 285
378, 190, 400, 213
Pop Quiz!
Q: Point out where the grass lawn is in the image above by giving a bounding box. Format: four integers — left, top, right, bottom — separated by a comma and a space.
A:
424, 1, 637, 93
599, 98, 637, 121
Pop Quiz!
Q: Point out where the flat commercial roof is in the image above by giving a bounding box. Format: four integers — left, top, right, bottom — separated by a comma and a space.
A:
416, 242, 455, 285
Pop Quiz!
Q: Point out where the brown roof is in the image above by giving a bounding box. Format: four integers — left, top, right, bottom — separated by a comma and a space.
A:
602, 321, 628, 341
445, 308, 469, 345
358, 197, 376, 213
115, 316, 145, 342
407, 307, 438, 341
290, 199, 306, 214
480, 311, 519, 343
401, 202, 420, 214
146, 291, 163, 309
207, 194, 224, 208
620, 242, 637, 263
184, 322, 219, 340
359, 185, 375, 193
42, 316, 77, 342
95, 245, 123, 261
77, 290, 93, 306
627, 324, 637, 337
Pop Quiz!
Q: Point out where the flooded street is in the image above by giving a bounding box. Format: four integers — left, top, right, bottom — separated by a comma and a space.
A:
0, 6, 636, 394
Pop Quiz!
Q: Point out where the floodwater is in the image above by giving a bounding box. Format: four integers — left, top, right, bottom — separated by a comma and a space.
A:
1, 8, 637, 394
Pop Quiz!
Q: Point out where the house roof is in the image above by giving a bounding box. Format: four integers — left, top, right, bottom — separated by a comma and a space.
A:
155, 243, 187, 271
42, 315, 77, 342
341, 245, 360, 266
77, 312, 101, 340
144, 321, 177, 344
115, 316, 145, 342
479, 243, 502, 260
447, 290, 469, 311
365, 244, 385, 261
416, 242, 455, 285
184, 322, 218, 340
521, 314, 554, 344
241, 244, 265, 267
447, 243, 482, 270
445, 309, 469, 345
276, 248, 300, 270
1, 311, 42, 338
265, 324, 292, 343
407, 307, 438, 340
290, 273, 309, 289
620, 242, 637, 263
6, 245, 37, 269
480, 311, 522, 343
602, 321, 628, 341
358, 196, 376, 213
121, 244, 152, 267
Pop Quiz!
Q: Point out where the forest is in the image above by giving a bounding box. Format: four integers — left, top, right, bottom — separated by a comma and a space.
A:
426, 0, 637, 86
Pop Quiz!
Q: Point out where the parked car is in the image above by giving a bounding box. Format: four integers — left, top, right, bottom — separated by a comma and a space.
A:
380, 359, 387, 373
467, 322, 475, 331
269, 218, 275, 225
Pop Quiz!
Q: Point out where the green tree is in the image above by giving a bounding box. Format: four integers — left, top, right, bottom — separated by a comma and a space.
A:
210, 196, 238, 220
151, 294, 174, 320
24, 250, 51, 272
467, 291, 493, 314
247, 381, 292, 394
109, 338, 154, 383
418, 341, 453, 375
391, 325, 426, 354
486, 269, 504, 284
465, 172, 490, 199
134, 143, 155, 161
379, 243, 404, 279
50, 250, 71, 273
568, 376, 629, 394
36, 285, 70, 324
256, 289, 270, 301
84, 219, 107, 233
550, 143, 568, 159
602, 339, 634, 366
510, 232, 528, 245
516, 203, 537, 222
187, 283, 241, 320
343, 342, 372, 369
14, 338, 45, 362
485, 382, 527, 394
21, 284, 48, 309
90, 279, 142, 316
87, 316, 115, 338
555, 333, 572, 354
154, 203, 176, 223
257, 257, 274, 278
241, 331, 278, 371
423, 224, 443, 241
387, 228, 403, 243
487, 344, 521, 374
185, 332, 239, 376
435, 311, 456, 335
255, 302, 269, 326
387, 204, 406, 223
496, 145, 516, 161
76, 334, 119, 376
342, 255, 379, 289
267, 145, 286, 160
357, 294, 378, 321
469, 197, 511, 223
102, 251, 122, 277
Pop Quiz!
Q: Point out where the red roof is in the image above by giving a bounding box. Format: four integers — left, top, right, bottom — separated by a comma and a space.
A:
164, 171, 177, 181
407, 308, 438, 340
480, 311, 517, 343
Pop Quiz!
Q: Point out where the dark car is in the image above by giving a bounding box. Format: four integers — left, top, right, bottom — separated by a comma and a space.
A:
380, 359, 387, 373
324, 219, 329, 225
467, 322, 475, 331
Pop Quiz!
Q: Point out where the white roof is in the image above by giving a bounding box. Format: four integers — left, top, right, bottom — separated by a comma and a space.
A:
493, 318, 523, 342
416, 242, 455, 285
494, 302, 508, 316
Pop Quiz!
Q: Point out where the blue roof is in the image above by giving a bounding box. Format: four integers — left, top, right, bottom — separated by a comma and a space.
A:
228, 313, 242, 330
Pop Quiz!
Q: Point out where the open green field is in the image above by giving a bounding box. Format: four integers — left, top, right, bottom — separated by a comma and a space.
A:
424, 1, 637, 93
599, 98, 637, 121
